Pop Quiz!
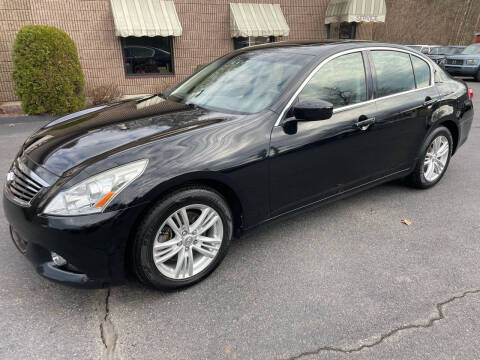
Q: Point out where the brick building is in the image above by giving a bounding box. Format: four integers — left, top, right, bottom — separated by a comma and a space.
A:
1, 0, 479, 103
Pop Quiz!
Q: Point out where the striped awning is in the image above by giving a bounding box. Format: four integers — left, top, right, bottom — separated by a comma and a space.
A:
325, 0, 386, 24
109, 0, 182, 37
230, 3, 290, 38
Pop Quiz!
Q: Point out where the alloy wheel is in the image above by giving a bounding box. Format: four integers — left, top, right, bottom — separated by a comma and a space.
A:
423, 135, 449, 182
152, 204, 223, 280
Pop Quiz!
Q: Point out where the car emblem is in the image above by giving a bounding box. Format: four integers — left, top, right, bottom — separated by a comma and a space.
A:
6, 171, 15, 184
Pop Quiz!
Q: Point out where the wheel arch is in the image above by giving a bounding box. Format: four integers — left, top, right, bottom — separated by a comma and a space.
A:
438, 119, 459, 154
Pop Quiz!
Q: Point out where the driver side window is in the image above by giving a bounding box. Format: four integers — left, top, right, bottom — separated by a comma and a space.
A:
298, 52, 367, 108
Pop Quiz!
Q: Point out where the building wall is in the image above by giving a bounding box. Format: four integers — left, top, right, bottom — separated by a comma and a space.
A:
0, 0, 330, 102
1, 0, 479, 103
0, 0, 32, 103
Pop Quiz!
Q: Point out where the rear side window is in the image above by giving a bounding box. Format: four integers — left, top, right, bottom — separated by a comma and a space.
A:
372, 51, 415, 97
411, 55, 431, 88
298, 52, 367, 108
432, 62, 451, 82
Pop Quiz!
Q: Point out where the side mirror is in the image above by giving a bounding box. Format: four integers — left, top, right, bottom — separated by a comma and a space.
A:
292, 100, 333, 122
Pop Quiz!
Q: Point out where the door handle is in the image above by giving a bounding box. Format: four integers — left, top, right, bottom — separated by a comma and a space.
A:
355, 116, 375, 130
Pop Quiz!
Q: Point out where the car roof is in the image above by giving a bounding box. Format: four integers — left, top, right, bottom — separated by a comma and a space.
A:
235, 40, 416, 57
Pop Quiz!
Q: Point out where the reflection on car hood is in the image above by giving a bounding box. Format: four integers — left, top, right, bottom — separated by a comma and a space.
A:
21, 96, 232, 176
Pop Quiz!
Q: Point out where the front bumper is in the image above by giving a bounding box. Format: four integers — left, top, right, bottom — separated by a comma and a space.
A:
3, 194, 144, 288
443, 64, 479, 76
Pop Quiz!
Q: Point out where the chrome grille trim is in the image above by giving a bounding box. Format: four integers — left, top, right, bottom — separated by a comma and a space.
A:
5, 160, 49, 207
446, 59, 464, 65
17, 160, 49, 187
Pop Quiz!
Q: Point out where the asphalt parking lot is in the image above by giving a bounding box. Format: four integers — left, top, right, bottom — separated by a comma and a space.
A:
1, 80, 479, 360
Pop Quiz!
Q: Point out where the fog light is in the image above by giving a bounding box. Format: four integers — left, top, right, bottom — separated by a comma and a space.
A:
51, 252, 67, 266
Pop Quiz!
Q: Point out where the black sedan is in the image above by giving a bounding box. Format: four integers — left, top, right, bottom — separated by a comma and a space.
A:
3, 41, 474, 290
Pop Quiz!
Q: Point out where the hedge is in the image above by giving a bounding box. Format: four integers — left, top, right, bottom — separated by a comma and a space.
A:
12, 25, 85, 115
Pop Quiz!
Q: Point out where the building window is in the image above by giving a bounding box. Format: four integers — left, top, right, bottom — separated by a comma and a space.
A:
339, 22, 356, 39
233, 36, 275, 50
122, 36, 174, 75
326, 22, 356, 40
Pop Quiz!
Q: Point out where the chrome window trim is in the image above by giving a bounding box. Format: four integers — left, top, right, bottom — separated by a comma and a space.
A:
274, 46, 435, 126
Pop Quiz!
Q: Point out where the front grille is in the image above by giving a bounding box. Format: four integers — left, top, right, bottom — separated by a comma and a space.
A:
446, 59, 464, 65
6, 161, 47, 206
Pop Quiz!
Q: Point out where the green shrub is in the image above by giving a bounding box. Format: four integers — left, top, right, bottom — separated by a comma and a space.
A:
12, 25, 85, 115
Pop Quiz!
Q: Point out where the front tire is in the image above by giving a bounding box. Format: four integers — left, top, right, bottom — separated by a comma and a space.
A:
407, 126, 452, 189
133, 186, 233, 290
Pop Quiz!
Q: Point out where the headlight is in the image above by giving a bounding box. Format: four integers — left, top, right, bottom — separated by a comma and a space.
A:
439, 58, 446, 64
43, 159, 148, 216
466, 59, 478, 65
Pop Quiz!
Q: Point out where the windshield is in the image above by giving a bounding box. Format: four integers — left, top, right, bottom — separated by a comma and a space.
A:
461, 44, 480, 55
169, 51, 312, 114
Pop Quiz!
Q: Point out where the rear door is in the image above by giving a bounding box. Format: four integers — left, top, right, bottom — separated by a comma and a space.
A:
368, 50, 439, 171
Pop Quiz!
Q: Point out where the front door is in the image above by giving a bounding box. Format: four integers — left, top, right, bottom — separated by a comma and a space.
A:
268, 51, 383, 216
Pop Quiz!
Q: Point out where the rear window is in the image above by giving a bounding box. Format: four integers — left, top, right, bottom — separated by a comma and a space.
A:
372, 51, 416, 97
432, 62, 451, 82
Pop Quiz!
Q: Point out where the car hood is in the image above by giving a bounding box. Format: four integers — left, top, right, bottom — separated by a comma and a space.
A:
21, 96, 235, 177
446, 54, 480, 60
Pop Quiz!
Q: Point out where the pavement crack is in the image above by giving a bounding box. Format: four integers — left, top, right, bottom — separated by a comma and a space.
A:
282, 288, 480, 359
99, 288, 119, 360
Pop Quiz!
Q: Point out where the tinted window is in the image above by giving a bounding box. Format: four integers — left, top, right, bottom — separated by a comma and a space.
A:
122, 36, 173, 75
298, 52, 367, 108
372, 51, 415, 97
411, 55, 431, 88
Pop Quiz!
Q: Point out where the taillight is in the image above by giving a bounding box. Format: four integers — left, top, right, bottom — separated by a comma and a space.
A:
468, 88, 474, 100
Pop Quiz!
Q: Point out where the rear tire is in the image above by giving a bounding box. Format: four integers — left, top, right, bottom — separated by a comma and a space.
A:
475, 70, 480, 82
133, 186, 233, 290
407, 126, 452, 189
